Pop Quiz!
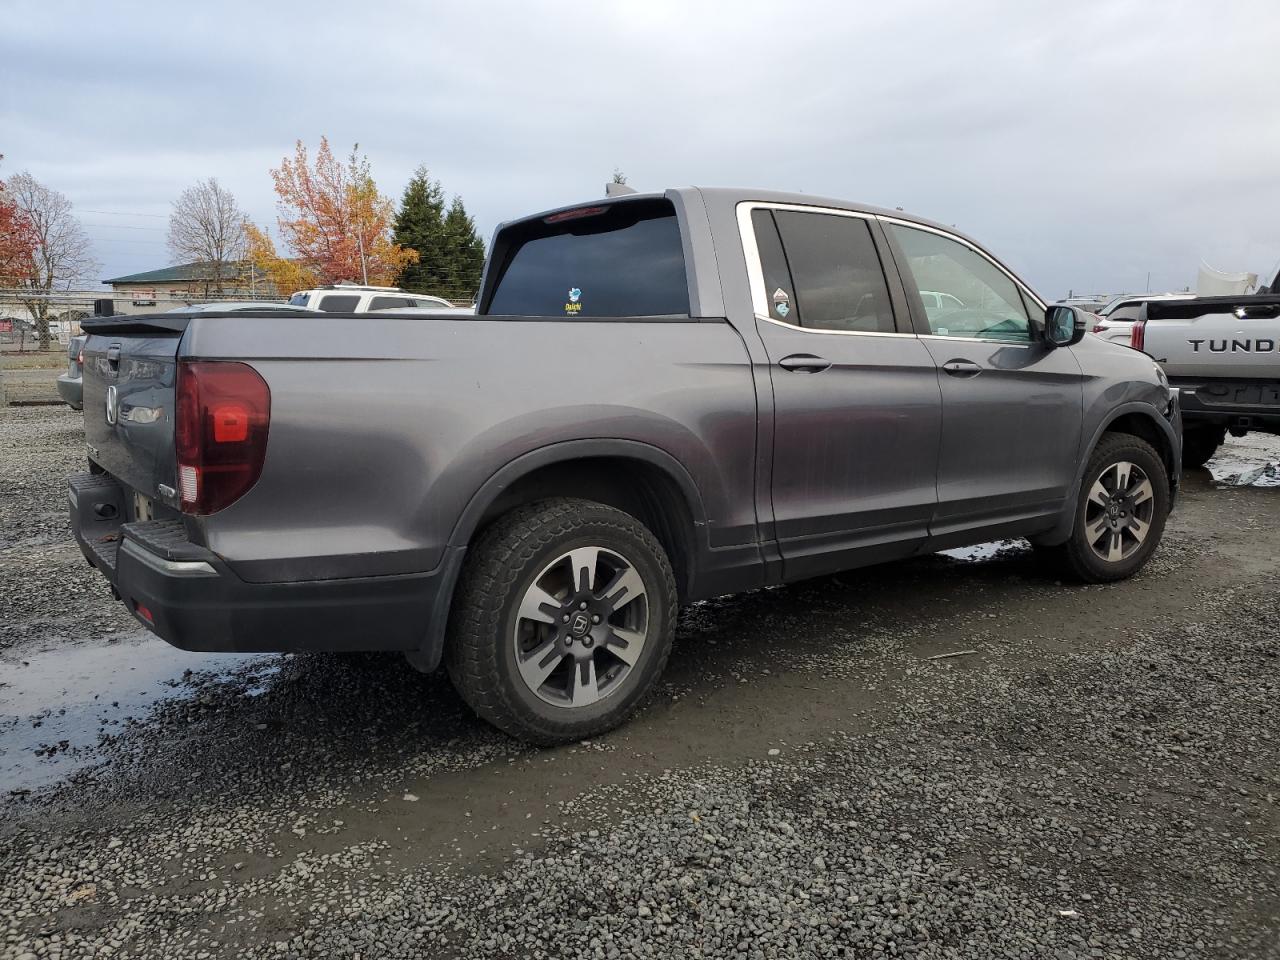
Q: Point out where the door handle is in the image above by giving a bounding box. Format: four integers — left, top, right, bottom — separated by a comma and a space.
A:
778, 354, 831, 373
942, 359, 981, 378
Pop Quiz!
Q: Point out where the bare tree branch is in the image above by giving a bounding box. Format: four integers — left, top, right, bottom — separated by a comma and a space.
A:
167, 178, 249, 296
5, 172, 100, 349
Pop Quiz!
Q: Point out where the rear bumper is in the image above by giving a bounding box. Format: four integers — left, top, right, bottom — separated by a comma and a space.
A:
56, 374, 82, 409
69, 472, 463, 661
1171, 378, 1280, 432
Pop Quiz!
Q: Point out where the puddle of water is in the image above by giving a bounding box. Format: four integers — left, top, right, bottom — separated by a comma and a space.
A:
938, 539, 1029, 562
0, 633, 276, 793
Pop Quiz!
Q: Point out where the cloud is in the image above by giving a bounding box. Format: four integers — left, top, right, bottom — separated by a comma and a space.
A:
3, 0, 1278, 293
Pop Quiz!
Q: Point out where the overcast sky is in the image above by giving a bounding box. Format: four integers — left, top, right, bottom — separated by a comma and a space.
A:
4, 0, 1279, 297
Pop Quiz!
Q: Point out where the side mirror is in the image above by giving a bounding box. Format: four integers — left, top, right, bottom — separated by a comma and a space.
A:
1044, 305, 1086, 347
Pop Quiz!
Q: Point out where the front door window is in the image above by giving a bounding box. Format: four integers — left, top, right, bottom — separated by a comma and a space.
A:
889, 224, 1032, 342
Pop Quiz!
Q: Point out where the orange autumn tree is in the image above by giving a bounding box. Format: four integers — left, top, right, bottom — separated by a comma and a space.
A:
244, 223, 316, 297
250, 138, 417, 290
0, 155, 38, 284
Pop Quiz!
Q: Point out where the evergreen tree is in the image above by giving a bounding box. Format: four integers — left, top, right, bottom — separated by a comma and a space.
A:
440, 196, 486, 300
392, 166, 447, 293
393, 167, 486, 300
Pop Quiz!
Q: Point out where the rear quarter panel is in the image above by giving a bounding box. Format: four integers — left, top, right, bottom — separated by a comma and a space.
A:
179, 315, 758, 582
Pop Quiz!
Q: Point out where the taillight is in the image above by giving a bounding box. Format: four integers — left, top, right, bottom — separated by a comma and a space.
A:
76, 345, 84, 365
1091, 324, 1106, 334
175, 361, 270, 515
1130, 319, 1147, 352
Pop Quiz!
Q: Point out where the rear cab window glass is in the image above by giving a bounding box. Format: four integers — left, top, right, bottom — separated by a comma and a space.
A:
889, 224, 1031, 342
771, 211, 895, 334
317, 294, 360, 312
486, 199, 689, 318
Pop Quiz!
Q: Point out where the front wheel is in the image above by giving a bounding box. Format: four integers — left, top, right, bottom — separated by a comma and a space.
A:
446, 498, 677, 744
1045, 433, 1170, 583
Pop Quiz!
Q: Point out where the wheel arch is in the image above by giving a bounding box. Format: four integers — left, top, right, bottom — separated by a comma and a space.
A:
447, 439, 709, 602
1036, 401, 1179, 547
1096, 404, 1179, 482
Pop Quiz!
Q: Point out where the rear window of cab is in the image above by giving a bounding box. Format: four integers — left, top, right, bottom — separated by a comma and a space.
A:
485, 199, 689, 318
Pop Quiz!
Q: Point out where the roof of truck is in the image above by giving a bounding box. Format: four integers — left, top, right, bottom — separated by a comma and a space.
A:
509, 186, 966, 243
486, 187, 1030, 319
691, 186, 953, 229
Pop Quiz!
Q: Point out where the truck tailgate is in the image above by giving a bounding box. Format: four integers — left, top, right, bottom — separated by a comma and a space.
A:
82, 324, 184, 501
1142, 296, 1280, 379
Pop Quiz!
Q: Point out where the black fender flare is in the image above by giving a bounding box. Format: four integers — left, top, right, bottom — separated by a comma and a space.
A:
446, 437, 711, 551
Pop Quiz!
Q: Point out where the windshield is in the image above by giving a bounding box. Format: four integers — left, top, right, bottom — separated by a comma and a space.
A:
288, 292, 310, 307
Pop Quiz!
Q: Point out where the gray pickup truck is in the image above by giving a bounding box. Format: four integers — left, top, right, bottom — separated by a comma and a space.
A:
72, 188, 1181, 743
1136, 291, 1280, 466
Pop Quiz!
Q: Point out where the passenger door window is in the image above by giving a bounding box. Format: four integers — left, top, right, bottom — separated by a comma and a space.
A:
762, 211, 895, 334
889, 224, 1032, 342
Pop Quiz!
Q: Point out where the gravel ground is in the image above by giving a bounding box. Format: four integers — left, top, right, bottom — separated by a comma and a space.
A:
1, 407, 134, 650
2, 406, 1278, 959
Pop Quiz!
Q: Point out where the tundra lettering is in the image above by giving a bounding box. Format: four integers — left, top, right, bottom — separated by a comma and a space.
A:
1138, 289, 1280, 466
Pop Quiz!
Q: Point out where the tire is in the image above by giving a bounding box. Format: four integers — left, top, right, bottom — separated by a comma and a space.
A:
1181, 425, 1226, 470
445, 498, 677, 745
1045, 433, 1170, 583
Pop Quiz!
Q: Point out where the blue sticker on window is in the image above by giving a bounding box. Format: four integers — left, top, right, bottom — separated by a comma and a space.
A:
565, 287, 583, 315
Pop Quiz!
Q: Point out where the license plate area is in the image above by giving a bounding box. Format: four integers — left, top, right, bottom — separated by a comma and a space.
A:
1197, 382, 1280, 408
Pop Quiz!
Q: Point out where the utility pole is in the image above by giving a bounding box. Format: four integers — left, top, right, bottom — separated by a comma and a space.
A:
357, 222, 369, 285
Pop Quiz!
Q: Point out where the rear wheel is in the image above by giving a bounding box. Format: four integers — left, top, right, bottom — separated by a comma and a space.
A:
1181, 424, 1226, 470
1045, 433, 1170, 583
446, 498, 677, 744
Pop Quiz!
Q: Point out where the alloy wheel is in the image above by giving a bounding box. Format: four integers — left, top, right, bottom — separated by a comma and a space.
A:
1084, 460, 1156, 563
512, 546, 649, 707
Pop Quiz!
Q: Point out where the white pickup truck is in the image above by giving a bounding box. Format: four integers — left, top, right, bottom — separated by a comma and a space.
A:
1136, 290, 1280, 466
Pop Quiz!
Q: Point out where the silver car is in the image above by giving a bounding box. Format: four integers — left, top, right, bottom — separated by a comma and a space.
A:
56, 334, 87, 409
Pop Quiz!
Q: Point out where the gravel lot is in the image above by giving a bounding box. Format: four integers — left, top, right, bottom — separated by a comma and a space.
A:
2, 405, 1278, 959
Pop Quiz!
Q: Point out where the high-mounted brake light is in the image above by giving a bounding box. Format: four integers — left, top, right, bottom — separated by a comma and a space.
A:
543, 206, 608, 224
175, 361, 270, 515
1130, 319, 1147, 352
